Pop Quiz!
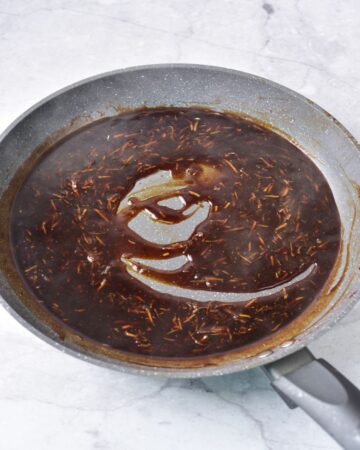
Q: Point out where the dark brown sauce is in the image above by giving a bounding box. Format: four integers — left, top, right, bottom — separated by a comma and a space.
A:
10, 108, 341, 358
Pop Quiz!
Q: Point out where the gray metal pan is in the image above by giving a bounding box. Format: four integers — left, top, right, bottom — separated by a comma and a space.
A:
0, 64, 359, 448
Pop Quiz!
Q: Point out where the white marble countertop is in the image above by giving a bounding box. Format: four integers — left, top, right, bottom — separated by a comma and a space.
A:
0, 0, 359, 449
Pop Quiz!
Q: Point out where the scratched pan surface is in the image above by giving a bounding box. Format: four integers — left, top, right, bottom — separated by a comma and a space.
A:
0, 64, 359, 377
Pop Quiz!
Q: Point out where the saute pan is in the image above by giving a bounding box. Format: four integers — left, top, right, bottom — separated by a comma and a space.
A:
0, 64, 359, 448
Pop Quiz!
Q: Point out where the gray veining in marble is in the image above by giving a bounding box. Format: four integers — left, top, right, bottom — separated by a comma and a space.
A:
0, 1, 359, 449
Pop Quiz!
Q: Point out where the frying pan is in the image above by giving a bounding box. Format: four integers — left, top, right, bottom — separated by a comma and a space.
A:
0, 64, 359, 448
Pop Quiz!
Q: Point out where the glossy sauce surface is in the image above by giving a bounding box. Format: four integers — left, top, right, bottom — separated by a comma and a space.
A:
10, 108, 341, 358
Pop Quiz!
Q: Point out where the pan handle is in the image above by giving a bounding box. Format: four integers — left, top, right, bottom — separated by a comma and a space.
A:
263, 348, 360, 449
